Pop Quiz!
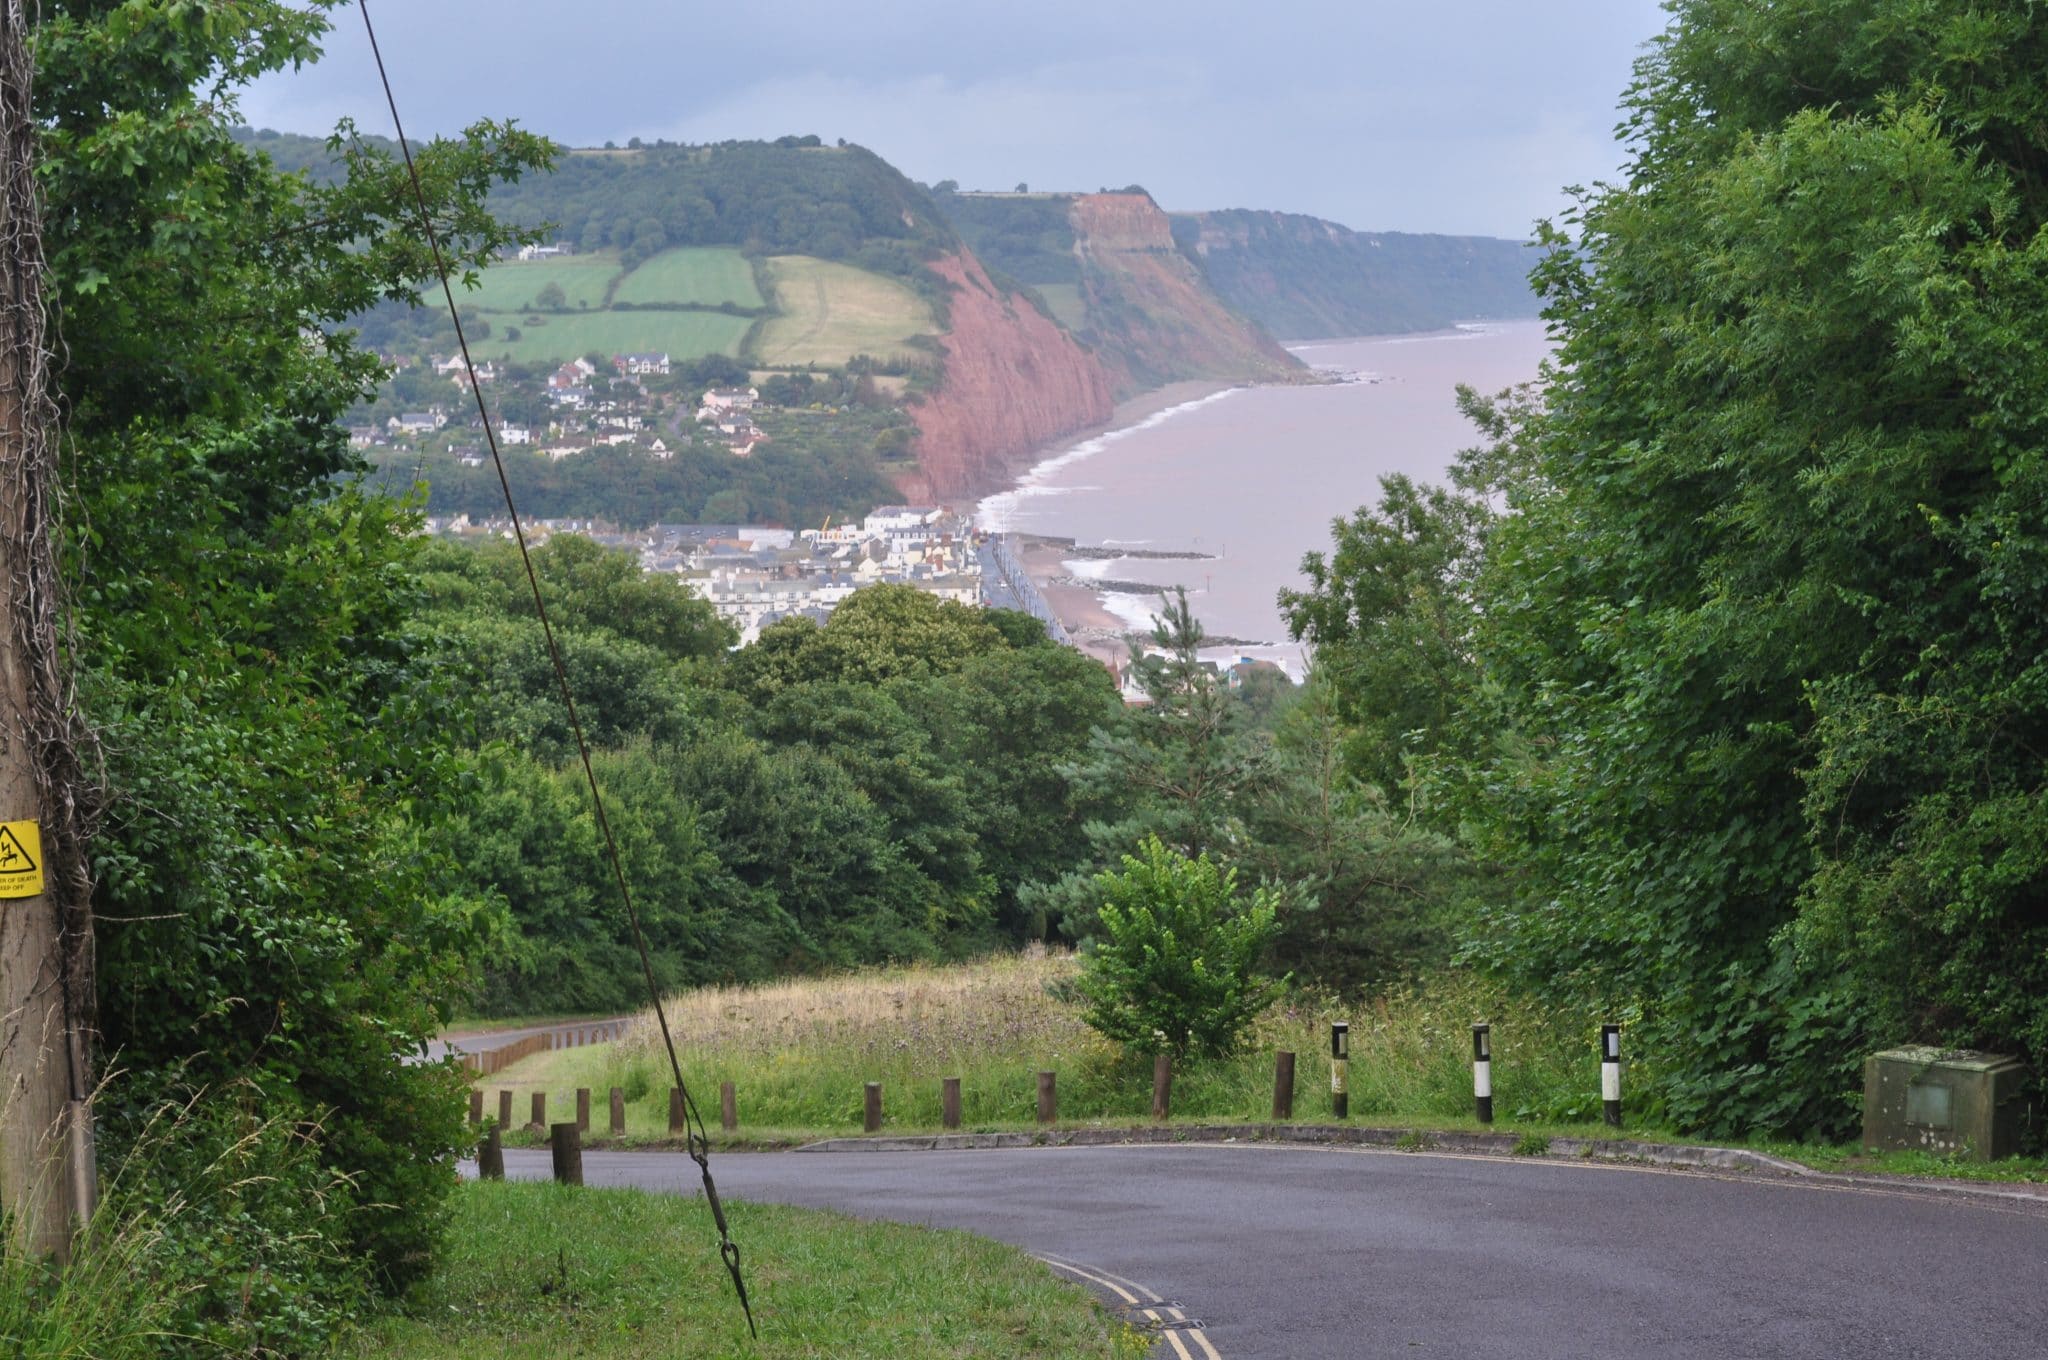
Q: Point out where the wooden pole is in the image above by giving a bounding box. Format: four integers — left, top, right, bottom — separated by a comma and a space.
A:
719, 1080, 736, 1133
529, 1091, 546, 1129
608, 1086, 625, 1137
668, 1086, 685, 1134
477, 1126, 504, 1181
1272, 1050, 1296, 1120
498, 1089, 513, 1129
0, 7, 90, 1258
549, 1123, 583, 1186
575, 1087, 590, 1133
1152, 1054, 1173, 1120
468, 1089, 483, 1125
1037, 1070, 1057, 1124
864, 1081, 882, 1133
941, 1077, 961, 1130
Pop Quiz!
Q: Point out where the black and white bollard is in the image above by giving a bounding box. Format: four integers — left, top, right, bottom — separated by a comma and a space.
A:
1472, 1022, 1493, 1124
1331, 1022, 1350, 1120
1600, 1023, 1622, 1128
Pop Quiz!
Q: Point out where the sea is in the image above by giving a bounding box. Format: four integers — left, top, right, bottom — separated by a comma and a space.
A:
975, 319, 1552, 676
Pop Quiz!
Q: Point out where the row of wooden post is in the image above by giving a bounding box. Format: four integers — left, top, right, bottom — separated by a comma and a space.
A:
469, 1021, 1625, 1167
470, 1081, 742, 1136
462, 1020, 628, 1076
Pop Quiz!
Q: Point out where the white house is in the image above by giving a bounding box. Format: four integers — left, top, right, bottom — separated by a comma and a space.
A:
614, 352, 671, 376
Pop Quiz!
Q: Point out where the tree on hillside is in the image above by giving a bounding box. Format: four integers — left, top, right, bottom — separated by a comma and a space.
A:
38, 0, 550, 1327
1027, 588, 1275, 938
1447, 0, 2048, 1138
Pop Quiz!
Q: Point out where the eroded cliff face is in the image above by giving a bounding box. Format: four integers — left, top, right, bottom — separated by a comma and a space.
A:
903, 250, 1117, 501
1068, 193, 1304, 392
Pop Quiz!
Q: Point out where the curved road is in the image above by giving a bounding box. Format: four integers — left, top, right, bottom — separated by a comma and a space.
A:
499, 1143, 2048, 1358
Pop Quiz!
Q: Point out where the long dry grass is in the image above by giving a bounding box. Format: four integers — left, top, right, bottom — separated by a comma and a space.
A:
479, 954, 1627, 1142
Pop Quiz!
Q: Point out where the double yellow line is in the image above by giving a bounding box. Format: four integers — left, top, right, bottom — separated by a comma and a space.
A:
1036, 1253, 1223, 1360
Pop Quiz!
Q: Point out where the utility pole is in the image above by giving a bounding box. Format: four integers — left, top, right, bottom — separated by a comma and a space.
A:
0, 0, 94, 1260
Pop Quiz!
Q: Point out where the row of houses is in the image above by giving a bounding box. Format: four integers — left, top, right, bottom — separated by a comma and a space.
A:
644, 508, 977, 644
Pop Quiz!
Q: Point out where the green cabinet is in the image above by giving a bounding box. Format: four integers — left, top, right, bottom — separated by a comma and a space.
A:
1862, 1047, 2027, 1162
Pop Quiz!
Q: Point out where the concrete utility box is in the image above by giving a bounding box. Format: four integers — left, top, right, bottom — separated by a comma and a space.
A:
1863, 1047, 2028, 1162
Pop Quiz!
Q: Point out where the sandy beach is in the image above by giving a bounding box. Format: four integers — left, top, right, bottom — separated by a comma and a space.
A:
988, 379, 1233, 667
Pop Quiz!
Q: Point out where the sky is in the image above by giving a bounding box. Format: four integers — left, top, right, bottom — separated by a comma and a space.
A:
243, 1, 1673, 239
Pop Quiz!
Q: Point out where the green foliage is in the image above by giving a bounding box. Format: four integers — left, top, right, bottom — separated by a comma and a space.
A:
40, 0, 547, 1319
1032, 588, 1275, 936
1073, 838, 1284, 1061
1243, 677, 1472, 987
1345, 0, 2048, 1142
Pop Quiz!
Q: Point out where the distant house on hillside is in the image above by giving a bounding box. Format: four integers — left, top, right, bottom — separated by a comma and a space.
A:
388, 411, 445, 435
499, 424, 532, 446
548, 357, 597, 390
516, 242, 574, 261
614, 352, 671, 376
697, 386, 758, 421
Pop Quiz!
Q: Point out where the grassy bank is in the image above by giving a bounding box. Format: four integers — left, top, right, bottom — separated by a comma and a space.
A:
344, 1180, 1143, 1360
477, 953, 1629, 1143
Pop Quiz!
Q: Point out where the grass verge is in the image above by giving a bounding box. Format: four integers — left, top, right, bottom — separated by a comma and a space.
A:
477, 954, 1627, 1139
342, 1180, 1144, 1360
469, 952, 2048, 1185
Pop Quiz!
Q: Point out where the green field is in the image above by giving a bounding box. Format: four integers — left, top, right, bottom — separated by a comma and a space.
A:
1036, 282, 1088, 332
452, 248, 927, 366
613, 247, 763, 307
486, 310, 753, 364
751, 255, 936, 366
461, 253, 621, 313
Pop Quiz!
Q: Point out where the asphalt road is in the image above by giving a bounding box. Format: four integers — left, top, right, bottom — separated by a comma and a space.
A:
425, 1017, 629, 1062
497, 1142, 2048, 1359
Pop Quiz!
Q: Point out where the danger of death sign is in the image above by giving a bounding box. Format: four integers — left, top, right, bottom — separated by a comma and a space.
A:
0, 820, 43, 897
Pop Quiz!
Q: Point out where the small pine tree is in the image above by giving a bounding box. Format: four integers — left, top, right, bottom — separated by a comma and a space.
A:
1074, 836, 1285, 1061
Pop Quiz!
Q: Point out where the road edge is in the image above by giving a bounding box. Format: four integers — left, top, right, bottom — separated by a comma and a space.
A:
789, 1121, 2048, 1205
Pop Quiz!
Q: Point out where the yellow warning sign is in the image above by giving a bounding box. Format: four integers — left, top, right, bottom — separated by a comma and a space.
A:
0, 821, 42, 898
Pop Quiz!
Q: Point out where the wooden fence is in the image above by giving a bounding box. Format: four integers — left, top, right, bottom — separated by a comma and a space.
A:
458, 1019, 629, 1076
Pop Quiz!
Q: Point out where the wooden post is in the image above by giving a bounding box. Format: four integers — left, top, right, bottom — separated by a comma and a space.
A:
575, 1087, 590, 1133
1152, 1053, 1173, 1120
608, 1086, 625, 1137
719, 1080, 737, 1133
529, 1091, 546, 1129
1272, 1050, 1296, 1120
864, 1081, 882, 1133
1037, 1070, 1057, 1124
468, 1089, 483, 1125
498, 1089, 513, 1129
478, 1126, 504, 1180
0, 18, 91, 1254
668, 1086, 685, 1134
941, 1077, 961, 1130
549, 1122, 583, 1186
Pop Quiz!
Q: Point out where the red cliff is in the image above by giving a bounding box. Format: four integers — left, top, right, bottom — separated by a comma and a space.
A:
904, 250, 1118, 501
1068, 193, 1304, 391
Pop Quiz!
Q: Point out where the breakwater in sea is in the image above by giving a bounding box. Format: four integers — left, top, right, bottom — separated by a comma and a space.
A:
973, 321, 1553, 676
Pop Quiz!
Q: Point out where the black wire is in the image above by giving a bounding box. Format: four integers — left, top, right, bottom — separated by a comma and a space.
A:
351, 2, 755, 1337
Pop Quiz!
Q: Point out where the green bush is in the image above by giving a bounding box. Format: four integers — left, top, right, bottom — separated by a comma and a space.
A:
1073, 838, 1285, 1060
